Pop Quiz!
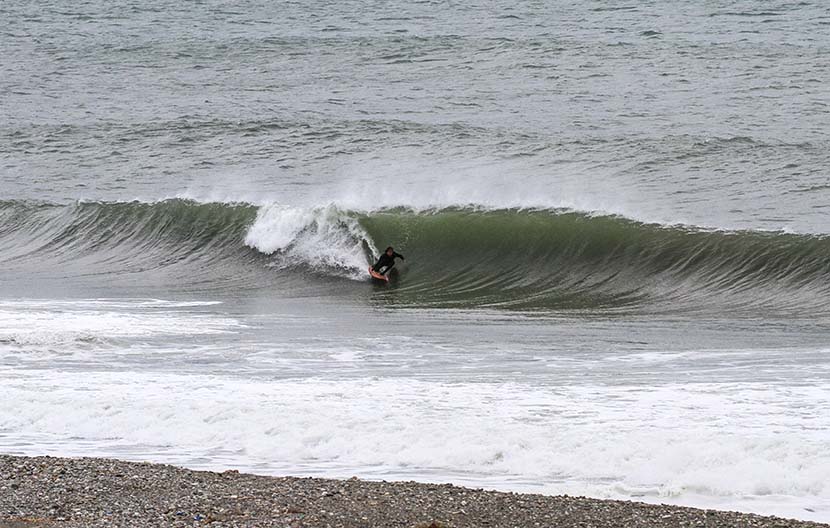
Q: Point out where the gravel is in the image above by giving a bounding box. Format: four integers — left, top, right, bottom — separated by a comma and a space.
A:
0, 455, 826, 528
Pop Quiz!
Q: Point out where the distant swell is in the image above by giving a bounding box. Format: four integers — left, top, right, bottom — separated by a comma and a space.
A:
2, 199, 829, 314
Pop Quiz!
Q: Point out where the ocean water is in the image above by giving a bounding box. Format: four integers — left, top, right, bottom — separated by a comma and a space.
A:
2, 0, 830, 522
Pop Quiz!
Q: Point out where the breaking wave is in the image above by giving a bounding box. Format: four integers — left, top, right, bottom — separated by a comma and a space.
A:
2, 199, 829, 313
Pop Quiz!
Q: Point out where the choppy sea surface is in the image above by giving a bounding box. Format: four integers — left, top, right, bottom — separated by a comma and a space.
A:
2, 0, 830, 522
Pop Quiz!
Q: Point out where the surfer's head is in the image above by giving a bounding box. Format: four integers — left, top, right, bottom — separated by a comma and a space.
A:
385, 246, 394, 256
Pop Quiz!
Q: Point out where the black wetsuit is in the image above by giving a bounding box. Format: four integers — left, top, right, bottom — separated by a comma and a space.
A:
372, 251, 404, 275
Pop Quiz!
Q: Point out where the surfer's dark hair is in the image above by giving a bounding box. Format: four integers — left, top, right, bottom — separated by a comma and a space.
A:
385, 246, 394, 252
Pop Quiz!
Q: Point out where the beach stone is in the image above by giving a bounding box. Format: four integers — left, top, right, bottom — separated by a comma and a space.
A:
0, 455, 828, 528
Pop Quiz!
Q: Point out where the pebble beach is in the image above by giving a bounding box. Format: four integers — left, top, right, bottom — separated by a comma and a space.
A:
1, 455, 827, 528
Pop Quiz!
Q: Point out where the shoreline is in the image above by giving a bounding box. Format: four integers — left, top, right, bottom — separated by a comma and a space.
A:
1, 455, 827, 527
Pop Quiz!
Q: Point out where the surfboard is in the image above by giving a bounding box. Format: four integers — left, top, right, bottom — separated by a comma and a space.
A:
368, 267, 389, 282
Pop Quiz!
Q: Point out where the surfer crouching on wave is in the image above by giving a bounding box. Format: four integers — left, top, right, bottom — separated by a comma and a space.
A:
372, 246, 405, 276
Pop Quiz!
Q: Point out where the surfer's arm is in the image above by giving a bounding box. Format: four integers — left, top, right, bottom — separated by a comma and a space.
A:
393, 252, 405, 260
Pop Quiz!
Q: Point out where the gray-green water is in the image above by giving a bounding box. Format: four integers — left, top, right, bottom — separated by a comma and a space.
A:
1, 0, 829, 521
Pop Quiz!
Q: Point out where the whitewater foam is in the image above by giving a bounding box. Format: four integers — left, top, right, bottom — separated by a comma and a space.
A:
0, 299, 244, 349
2, 369, 828, 522
244, 203, 377, 278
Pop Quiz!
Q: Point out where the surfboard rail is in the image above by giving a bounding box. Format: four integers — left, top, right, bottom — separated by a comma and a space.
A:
368, 267, 389, 282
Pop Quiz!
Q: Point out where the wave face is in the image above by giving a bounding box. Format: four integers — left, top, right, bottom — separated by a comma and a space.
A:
357, 208, 830, 313
0, 199, 258, 279
3, 199, 830, 314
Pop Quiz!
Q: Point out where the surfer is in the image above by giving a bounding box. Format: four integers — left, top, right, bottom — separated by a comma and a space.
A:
372, 246, 405, 276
